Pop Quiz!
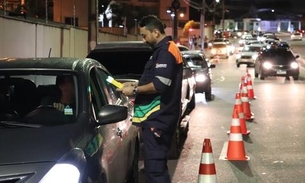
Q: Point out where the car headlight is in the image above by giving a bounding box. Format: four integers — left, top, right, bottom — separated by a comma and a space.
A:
208, 43, 212, 47
196, 74, 207, 82
40, 148, 86, 183
252, 54, 258, 60
263, 62, 272, 69
39, 164, 81, 183
236, 54, 241, 59
291, 61, 299, 69
238, 40, 243, 44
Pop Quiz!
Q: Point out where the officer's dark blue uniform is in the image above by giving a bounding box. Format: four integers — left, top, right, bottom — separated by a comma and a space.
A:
132, 36, 183, 183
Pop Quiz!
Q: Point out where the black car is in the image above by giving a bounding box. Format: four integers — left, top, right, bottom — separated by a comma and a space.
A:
181, 51, 216, 101
87, 41, 196, 159
254, 48, 300, 80
0, 57, 139, 183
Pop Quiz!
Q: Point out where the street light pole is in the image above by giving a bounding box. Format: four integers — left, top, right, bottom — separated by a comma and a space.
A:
222, 0, 225, 34
200, 0, 206, 50
45, 0, 48, 23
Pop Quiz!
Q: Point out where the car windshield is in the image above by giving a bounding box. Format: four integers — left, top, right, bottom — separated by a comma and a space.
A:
213, 44, 226, 48
88, 50, 151, 79
242, 46, 261, 52
0, 71, 78, 126
262, 49, 295, 62
184, 55, 208, 69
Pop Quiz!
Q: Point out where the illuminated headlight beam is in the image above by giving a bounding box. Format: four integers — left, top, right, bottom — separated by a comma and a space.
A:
291, 61, 299, 69
262, 62, 272, 69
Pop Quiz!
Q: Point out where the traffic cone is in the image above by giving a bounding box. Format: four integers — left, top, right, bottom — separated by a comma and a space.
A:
239, 76, 246, 93
238, 110, 251, 135
226, 109, 250, 161
233, 92, 243, 115
240, 81, 254, 121
245, 70, 256, 100
198, 138, 217, 183
229, 93, 250, 135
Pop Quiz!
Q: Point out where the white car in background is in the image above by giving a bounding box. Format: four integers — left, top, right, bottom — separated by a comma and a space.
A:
236, 44, 263, 67
290, 32, 302, 41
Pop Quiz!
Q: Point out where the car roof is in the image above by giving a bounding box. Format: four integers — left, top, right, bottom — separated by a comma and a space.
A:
0, 57, 103, 71
93, 41, 152, 51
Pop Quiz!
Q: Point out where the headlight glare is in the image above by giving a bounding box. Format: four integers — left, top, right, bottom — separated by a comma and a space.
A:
196, 74, 207, 82
291, 62, 299, 69
252, 54, 258, 60
39, 164, 80, 183
263, 62, 272, 69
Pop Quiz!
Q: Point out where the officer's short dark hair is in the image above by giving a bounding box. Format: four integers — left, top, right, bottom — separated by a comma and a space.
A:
138, 15, 166, 34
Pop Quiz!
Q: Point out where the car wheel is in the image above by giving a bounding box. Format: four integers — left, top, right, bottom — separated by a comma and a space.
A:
126, 140, 139, 183
260, 75, 265, 80
237, 63, 240, 68
205, 86, 212, 101
187, 93, 195, 114
293, 75, 299, 80
254, 70, 259, 78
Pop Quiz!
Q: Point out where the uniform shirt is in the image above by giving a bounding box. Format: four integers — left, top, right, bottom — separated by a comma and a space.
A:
132, 36, 183, 131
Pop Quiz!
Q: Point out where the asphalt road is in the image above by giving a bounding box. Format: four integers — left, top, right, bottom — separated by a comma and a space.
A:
139, 33, 305, 183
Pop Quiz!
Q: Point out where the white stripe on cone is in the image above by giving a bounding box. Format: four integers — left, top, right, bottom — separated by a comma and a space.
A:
201, 153, 214, 164
198, 175, 217, 183
229, 133, 243, 141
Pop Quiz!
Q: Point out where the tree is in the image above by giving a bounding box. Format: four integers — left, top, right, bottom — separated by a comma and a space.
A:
182, 20, 200, 36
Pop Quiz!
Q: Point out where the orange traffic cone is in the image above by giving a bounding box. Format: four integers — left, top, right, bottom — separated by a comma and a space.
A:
198, 138, 217, 183
233, 92, 243, 115
226, 109, 250, 161
240, 81, 254, 121
239, 76, 246, 93
229, 93, 250, 135
245, 70, 256, 100
239, 110, 250, 135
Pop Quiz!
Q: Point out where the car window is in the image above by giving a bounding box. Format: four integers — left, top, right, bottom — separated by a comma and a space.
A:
89, 68, 108, 117
94, 67, 126, 105
242, 46, 261, 52
88, 50, 151, 78
0, 72, 78, 125
184, 56, 208, 69
213, 44, 226, 48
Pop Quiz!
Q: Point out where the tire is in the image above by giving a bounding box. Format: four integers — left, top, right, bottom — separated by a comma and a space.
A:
205, 86, 212, 101
260, 75, 265, 80
254, 71, 258, 78
187, 93, 195, 114
237, 63, 240, 68
293, 75, 299, 80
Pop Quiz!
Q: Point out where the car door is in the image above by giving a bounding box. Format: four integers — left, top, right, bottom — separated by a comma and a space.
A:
89, 67, 129, 183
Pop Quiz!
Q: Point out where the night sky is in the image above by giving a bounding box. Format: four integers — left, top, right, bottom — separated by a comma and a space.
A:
189, 0, 305, 21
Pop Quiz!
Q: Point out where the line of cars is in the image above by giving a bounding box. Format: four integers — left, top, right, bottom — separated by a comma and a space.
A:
235, 31, 300, 80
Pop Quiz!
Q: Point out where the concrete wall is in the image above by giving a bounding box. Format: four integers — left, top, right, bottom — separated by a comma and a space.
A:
0, 16, 142, 58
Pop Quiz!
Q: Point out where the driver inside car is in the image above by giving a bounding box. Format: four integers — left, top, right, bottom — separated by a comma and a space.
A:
41, 75, 75, 116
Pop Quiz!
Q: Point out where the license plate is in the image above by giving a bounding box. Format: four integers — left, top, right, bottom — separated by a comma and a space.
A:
276, 70, 286, 74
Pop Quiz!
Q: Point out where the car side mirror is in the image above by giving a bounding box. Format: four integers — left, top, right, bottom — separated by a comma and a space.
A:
97, 105, 128, 125
295, 55, 300, 59
209, 64, 216, 68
